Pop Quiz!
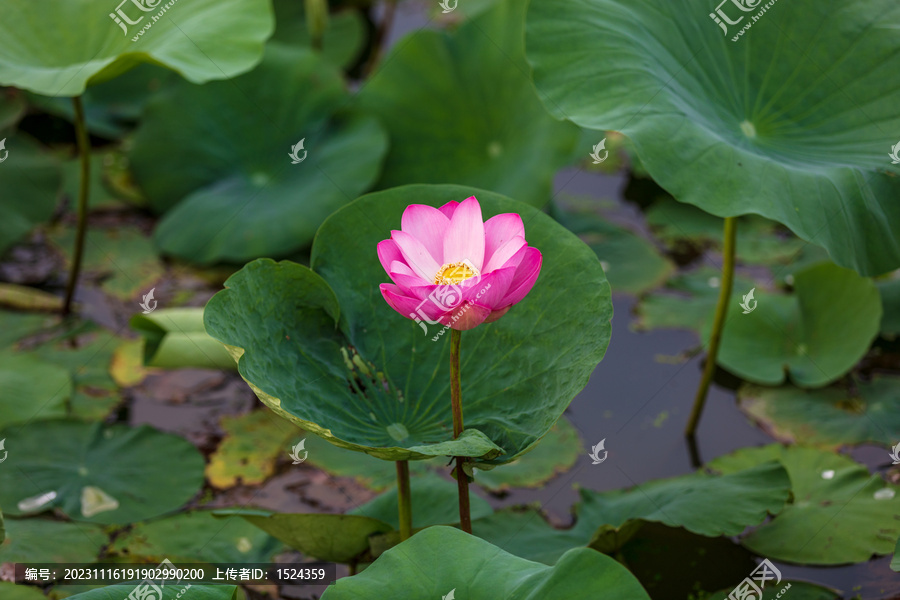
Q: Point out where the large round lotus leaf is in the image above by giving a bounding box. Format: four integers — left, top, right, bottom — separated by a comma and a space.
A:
705, 262, 881, 387
357, 0, 578, 207
0, 0, 272, 97
739, 377, 900, 447
576, 462, 790, 552
710, 445, 900, 565
108, 510, 283, 563
349, 472, 493, 530
0, 420, 204, 524
0, 133, 62, 255
527, 0, 900, 276
321, 526, 651, 600
62, 586, 238, 600
0, 351, 71, 427
0, 518, 107, 563
132, 44, 387, 264
204, 184, 612, 464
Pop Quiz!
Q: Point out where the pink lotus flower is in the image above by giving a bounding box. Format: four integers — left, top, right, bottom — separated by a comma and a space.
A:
378, 196, 542, 331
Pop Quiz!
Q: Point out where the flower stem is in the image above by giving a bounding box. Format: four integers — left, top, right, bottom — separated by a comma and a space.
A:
63, 96, 90, 316
450, 328, 473, 534
685, 216, 737, 437
396, 459, 412, 541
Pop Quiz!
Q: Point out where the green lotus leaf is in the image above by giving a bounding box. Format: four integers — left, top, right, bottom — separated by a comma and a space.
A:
577, 462, 791, 552
320, 526, 651, 600
213, 509, 393, 564
706, 262, 881, 387
357, 0, 578, 207
711, 445, 900, 564
349, 472, 493, 530
130, 308, 235, 371
0, 133, 63, 255
205, 410, 296, 489
108, 510, 283, 563
62, 585, 238, 600
0, 351, 71, 427
0, 420, 204, 524
0, 89, 26, 130
0, 517, 107, 563
739, 377, 900, 447
893, 536, 900, 572
0, 0, 273, 97
527, 0, 900, 275
204, 184, 612, 464
132, 44, 387, 264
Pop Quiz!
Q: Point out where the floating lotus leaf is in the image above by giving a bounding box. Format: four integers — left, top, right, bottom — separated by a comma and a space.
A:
739, 377, 900, 447
130, 308, 235, 371
577, 462, 791, 552
204, 184, 612, 464
706, 262, 881, 387
320, 526, 651, 600
214, 509, 392, 564
527, 0, 900, 275
0, 517, 107, 563
132, 45, 387, 263
108, 510, 283, 563
0, 420, 204, 524
0, 0, 272, 96
711, 445, 900, 564
62, 585, 238, 600
358, 0, 578, 207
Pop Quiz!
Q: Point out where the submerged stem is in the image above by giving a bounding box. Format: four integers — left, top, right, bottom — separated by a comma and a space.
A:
685, 217, 737, 437
396, 459, 412, 541
450, 329, 473, 534
62, 95, 91, 316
